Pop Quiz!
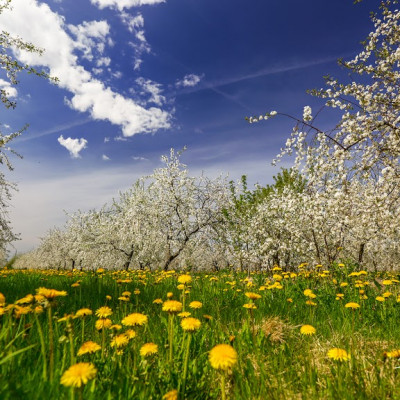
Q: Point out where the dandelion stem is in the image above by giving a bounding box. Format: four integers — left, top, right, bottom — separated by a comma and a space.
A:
34, 312, 47, 380
47, 305, 54, 382
181, 333, 192, 396
220, 373, 226, 400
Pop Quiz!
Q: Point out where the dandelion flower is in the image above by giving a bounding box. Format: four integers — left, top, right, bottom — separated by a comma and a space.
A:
327, 348, 350, 361
0, 293, 5, 305
305, 300, 317, 306
384, 349, 400, 359
77, 341, 101, 356
60, 362, 97, 388
121, 312, 148, 327
122, 291, 131, 297
300, 325, 316, 335
15, 294, 34, 305
382, 280, 392, 286
209, 344, 238, 371
163, 389, 178, 400
376, 296, 385, 302
111, 334, 129, 348
140, 342, 158, 357
166, 292, 173, 299
178, 275, 192, 284
95, 318, 112, 331
181, 317, 201, 332
75, 308, 92, 318
245, 292, 262, 300
124, 329, 136, 339
189, 301, 203, 309
178, 311, 191, 318
243, 303, 257, 309
36, 287, 67, 299
95, 306, 113, 318
153, 298, 163, 304
162, 300, 183, 313
345, 302, 360, 309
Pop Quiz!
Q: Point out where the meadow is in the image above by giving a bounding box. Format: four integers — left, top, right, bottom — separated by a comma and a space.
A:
0, 264, 400, 399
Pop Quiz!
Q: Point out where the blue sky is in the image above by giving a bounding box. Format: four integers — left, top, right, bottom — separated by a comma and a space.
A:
0, 0, 375, 253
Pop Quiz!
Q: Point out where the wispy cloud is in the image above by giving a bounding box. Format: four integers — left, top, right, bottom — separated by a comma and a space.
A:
90, 0, 165, 11
176, 73, 203, 88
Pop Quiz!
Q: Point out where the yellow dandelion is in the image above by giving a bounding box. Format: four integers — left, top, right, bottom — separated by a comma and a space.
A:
166, 292, 174, 299
345, 302, 360, 309
106, 295, 112, 300
60, 362, 97, 388
0, 293, 5, 305
36, 287, 67, 299
71, 282, 80, 288
95, 318, 112, 331
243, 303, 257, 309
95, 306, 113, 318
77, 341, 101, 356
203, 314, 213, 321
178, 311, 191, 318
382, 280, 392, 286
134, 289, 140, 295
287, 298, 293, 303
118, 296, 130, 302
124, 329, 136, 339
75, 308, 93, 318
34, 305, 44, 314
181, 317, 201, 332
110, 324, 122, 331
122, 291, 131, 296
384, 349, 400, 359
383, 292, 392, 298
153, 298, 163, 304
245, 292, 262, 300
121, 312, 148, 327
327, 348, 350, 361
140, 342, 158, 357
300, 325, 316, 336
111, 334, 129, 348
209, 344, 238, 371
15, 294, 34, 305
189, 301, 203, 309
376, 296, 385, 302
163, 389, 178, 400
178, 274, 192, 284
162, 300, 183, 313
305, 300, 317, 306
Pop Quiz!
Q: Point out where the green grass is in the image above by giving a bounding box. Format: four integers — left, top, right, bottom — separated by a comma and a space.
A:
0, 265, 399, 399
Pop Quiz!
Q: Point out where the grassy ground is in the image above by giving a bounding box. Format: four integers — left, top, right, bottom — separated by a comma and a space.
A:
0, 264, 399, 399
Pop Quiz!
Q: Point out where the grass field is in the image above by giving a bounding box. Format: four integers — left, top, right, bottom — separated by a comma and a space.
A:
0, 264, 400, 399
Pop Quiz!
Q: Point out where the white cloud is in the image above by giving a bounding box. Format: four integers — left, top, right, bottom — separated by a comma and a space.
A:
96, 56, 111, 67
68, 20, 111, 61
176, 73, 203, 88
91, 0, 165, 11
121, 12, 150, 71
135, 77, 165, 106
58, 135, 88, 158
132, 156, 148, 161
104, 137, 110, 142
102, 154, 111, 161
0, 78, 18, 98
0, 0, 171, 137
114, 136, 128, 141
